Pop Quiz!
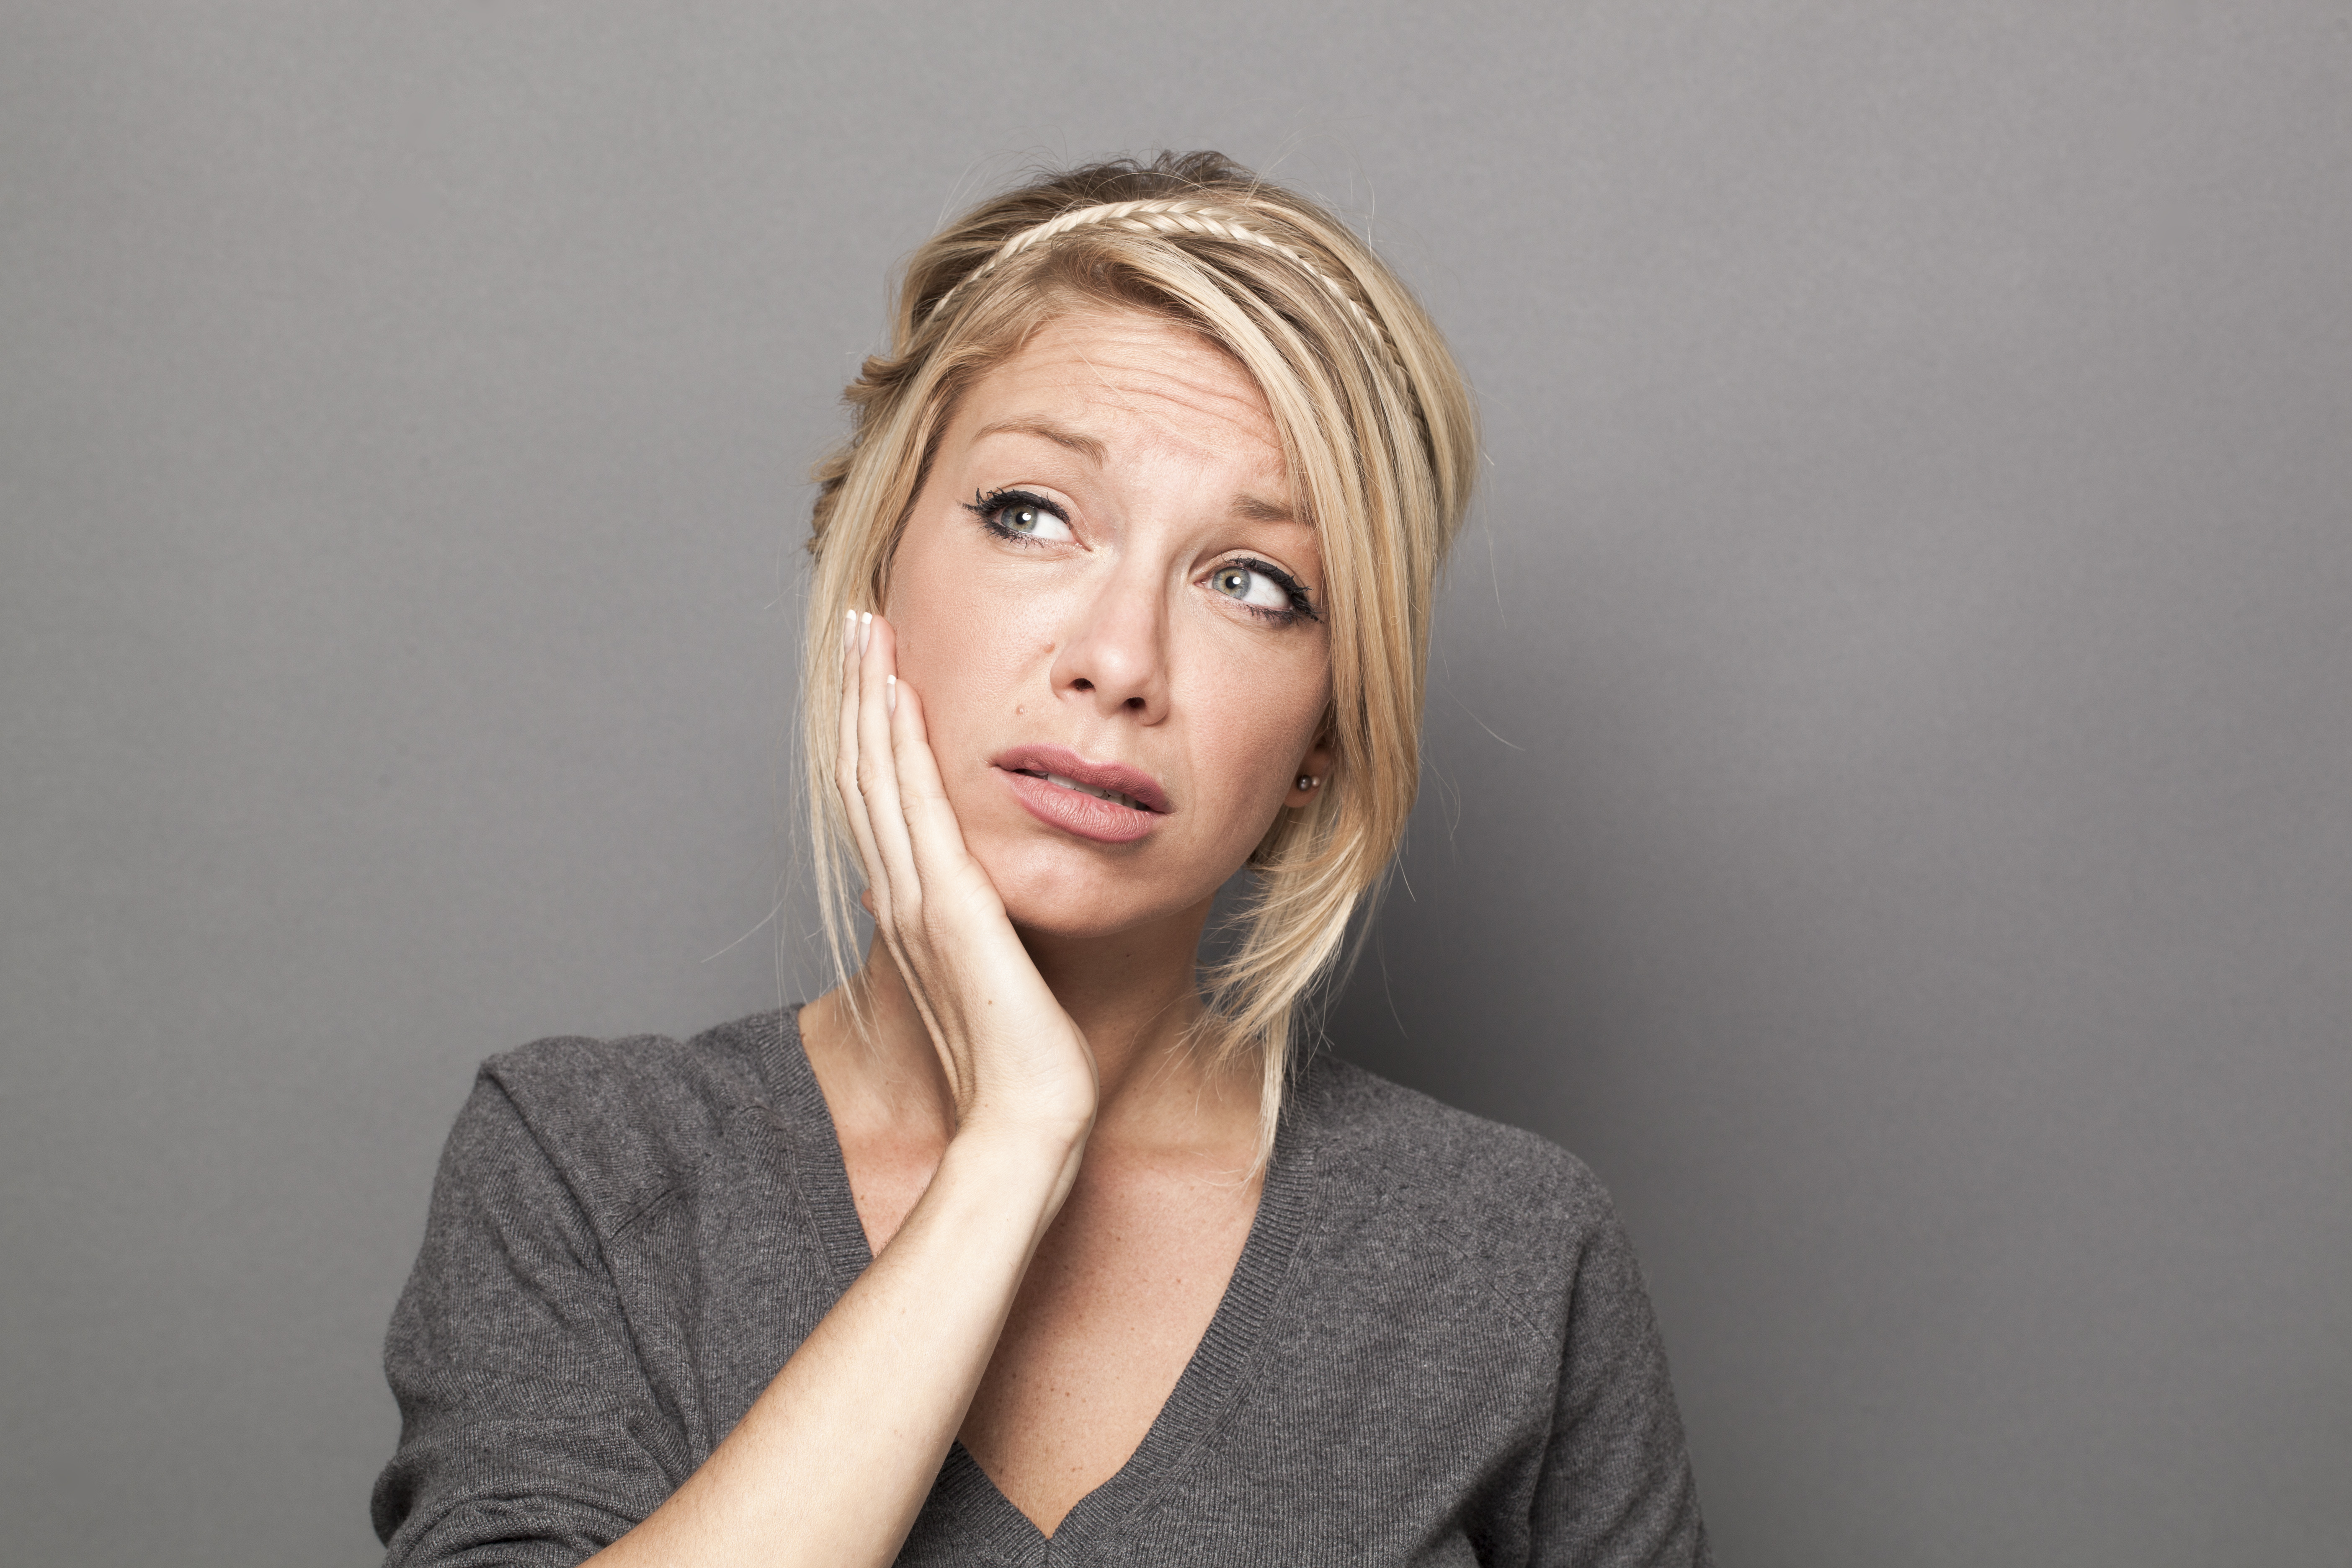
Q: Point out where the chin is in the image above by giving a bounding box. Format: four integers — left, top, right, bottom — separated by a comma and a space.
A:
981, 843, 1219, 943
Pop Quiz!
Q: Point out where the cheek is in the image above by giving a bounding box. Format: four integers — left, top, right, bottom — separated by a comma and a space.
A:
883, 526, 1052, 758
1182, 645, 1328, 815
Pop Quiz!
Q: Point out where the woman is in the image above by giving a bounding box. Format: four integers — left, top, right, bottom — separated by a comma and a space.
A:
375, 152, 1710, 1567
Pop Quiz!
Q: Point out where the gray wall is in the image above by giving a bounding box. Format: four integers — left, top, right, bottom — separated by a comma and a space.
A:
4, 4, 2345, 1563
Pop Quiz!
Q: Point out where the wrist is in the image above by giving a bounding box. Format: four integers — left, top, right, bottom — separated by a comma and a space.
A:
945, 1111, 1090, 1173
935, 1116, 1090, 1225
953, 1075, 1094, 1155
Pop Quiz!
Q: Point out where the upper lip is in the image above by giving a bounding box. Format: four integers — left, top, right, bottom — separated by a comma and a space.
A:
991, 745, 1172, 815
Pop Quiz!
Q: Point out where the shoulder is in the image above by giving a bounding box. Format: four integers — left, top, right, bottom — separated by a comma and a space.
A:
1297, 1052, 1617, 1232
459, 1008, 789, 1234
1290, 1054, 1628, 1331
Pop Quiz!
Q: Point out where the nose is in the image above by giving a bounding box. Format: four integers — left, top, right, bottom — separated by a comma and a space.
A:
1049, 560, 1170, 722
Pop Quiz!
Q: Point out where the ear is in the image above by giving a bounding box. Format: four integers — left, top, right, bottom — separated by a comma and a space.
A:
1284, 741, 1336, 808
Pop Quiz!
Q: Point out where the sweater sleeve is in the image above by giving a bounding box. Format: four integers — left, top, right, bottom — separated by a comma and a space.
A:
372, 1071, 690, 1567
1528, 1205, 1712, 1568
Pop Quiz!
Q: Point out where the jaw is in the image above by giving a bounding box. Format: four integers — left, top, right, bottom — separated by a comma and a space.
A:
1010, 890, 1223, 1021
976, 827, 1220, 946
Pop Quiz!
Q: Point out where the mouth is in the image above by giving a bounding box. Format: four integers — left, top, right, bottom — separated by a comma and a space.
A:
1016, 770, 1148, 812
990, 745, 1170, 814
990, 744, 1170, 844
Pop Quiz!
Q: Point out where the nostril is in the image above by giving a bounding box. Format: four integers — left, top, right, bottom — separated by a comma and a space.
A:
1123, 696, 1145, 710
1072, 678, 1093, 691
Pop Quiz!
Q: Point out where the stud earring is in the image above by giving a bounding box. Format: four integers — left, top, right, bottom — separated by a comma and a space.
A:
1297, 775, 1320, 791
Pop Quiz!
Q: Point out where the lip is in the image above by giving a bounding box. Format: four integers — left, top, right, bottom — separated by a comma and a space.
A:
992, 744, 1171, 845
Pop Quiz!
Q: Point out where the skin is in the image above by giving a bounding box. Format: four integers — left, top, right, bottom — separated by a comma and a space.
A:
586, 309, 1338, 1566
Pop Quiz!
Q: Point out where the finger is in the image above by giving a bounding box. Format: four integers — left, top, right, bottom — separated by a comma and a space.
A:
885, 675, 998, 915
886, 675, 1060, 1047
853, 619, 958, 1057
834, 611, 890, 919
855, 614, 923, 924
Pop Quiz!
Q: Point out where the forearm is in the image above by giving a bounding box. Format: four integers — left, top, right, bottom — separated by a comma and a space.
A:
587, 1125, 1081, 1568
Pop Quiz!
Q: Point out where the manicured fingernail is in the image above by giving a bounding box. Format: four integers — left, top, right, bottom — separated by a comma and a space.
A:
859, 611, 872, 655
885, 674, 897, 714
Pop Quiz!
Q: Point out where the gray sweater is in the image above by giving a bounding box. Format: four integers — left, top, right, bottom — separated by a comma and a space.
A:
375, 1008, 1710, 1566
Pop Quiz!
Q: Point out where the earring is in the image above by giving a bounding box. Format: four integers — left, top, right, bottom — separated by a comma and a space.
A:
1297, 775, 1320, 791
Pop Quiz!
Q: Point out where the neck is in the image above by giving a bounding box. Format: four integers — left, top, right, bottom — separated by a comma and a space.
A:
806, 894, 1251, 1152
1017, 907, 1211, 1090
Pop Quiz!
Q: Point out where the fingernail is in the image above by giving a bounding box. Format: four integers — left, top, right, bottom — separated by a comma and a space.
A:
886, 674, 897, 714
859, 611, 872, 655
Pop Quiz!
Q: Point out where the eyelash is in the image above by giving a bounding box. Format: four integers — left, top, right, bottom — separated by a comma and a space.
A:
964, 487, 1321, 627
1221, 557, 1320, 625
965, 487, 1066, 547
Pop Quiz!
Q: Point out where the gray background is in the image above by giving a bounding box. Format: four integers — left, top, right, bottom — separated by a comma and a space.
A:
3, 3, 2345, 1564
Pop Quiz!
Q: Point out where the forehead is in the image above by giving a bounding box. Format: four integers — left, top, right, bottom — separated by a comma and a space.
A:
951, 309, 1288, 486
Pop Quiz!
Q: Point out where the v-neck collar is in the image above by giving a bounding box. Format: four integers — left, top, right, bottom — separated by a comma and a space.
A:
756, 1006, 1322, 1562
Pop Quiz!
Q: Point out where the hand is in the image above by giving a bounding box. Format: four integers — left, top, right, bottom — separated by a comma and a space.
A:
577, 611, 1100, 1568
834, 611, 1100, 1150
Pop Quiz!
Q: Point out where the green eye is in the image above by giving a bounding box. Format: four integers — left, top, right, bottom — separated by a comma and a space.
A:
967, 488, 1074, 544
1210, 560, 1302, 614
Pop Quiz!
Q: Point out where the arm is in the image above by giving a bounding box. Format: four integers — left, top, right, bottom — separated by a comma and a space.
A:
376, 1066, 1078, 1568
1529, 1207, 1713, 1568
585, 610, 1094, 1566
382, 610, 1089, 1566
582, 1130, 1073, 1565
374, 1073, 693, 1564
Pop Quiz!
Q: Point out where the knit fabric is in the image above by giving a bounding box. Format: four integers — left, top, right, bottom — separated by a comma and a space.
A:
375, 1008, 1711, 1566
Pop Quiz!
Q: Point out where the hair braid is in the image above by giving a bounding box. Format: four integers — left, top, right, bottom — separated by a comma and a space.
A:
923, 197, 1409, 380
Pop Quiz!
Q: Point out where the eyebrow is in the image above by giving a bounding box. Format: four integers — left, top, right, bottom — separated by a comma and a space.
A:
969, 416, 1300, 526
972, 418, 1107, 464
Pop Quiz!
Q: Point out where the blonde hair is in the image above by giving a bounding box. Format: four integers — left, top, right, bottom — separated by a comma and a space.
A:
801, 152, 1477, 1156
